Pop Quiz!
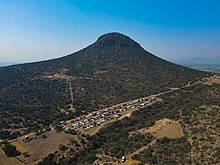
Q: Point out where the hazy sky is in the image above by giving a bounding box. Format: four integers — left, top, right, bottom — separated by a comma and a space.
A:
0, 0, 220, 63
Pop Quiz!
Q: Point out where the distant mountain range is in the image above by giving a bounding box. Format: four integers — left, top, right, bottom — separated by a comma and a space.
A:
183, 63, 220, 73
176, 56, 220, 65
0, 62, 17, 67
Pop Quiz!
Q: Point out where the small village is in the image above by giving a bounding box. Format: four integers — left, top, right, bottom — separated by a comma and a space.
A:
60, 96, 157, 134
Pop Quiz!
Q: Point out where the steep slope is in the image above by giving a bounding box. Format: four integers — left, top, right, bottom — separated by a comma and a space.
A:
0, 32, 208, 130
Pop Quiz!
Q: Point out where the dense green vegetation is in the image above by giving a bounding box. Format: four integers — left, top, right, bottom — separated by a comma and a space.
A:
2, 142, 20, 157
37, 81, 219, 164
0, 32, 217, 164
0, 130, 21, 140
132, 137, 191, 164
0, 33, 208, 134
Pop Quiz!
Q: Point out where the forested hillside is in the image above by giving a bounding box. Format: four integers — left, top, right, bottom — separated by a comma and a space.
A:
0, 33, 208, 131
49, 78, 220, 164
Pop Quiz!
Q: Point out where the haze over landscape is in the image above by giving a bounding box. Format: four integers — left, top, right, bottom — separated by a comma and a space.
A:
0, 1, 220, 165
0, 0, 220, 65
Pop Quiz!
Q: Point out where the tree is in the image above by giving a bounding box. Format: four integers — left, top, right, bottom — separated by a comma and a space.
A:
2, 142, 20, 157
0, 130, 10, 139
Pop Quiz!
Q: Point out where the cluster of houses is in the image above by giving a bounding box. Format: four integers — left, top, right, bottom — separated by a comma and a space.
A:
60, 97, 156, 133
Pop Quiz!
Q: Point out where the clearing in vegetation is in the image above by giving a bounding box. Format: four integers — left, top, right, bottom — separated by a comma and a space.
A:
128, 118, 184, 160
131, 118, 184, 139
203, 75, 220, 85
8, 129, 74, 165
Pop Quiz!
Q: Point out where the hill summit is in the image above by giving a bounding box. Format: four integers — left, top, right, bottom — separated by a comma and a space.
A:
95, 32, 141, 48
0, 32, 208, 129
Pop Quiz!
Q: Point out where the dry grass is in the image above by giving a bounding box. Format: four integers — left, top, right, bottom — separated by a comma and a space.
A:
134, 118, 184, 139
93, 155, 142, 165
9, 129, 75, 165
124, 159, 141, 165
128, 119, 184, 158
0, 147, 23, 165
203, 77, 220, 85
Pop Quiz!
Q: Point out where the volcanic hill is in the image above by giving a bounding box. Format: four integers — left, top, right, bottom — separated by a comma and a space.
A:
0, 32, 207, 129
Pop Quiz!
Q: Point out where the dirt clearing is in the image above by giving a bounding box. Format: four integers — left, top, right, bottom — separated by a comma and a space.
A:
203, 76, 220, 85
